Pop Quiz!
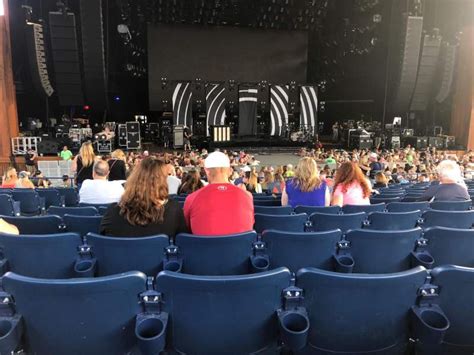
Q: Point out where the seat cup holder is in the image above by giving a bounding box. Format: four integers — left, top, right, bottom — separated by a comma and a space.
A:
411, 251, 434, 269
163, 260, 182, 273
0, 316, 23, 353
278, 310, 309, 351
334, 254, 354, 273
250, 255, 270, 273
411, 305, 450, 346
135, 313, 168, 355
74, 258, 96, 277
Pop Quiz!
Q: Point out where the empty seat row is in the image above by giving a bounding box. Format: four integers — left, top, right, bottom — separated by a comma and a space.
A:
0, 265, 471, 354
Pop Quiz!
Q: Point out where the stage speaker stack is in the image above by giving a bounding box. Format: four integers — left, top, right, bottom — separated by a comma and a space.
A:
404, 136, 428, 149
390, 136, 401, 150
79, 0, 107, 110
38, 139, 59, 156
173, 125, 184, 148
48, 11, 84, 106
118, 124, 127, 147
435, 44, 458, 103
126, 122, 141, 150
428, 136, 444, 149
25, 21, 54, 97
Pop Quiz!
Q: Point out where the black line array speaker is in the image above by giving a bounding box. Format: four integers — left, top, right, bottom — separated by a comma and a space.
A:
126, 122, 141, 150
25, 22, 54, 97
48, 11, 84, 106
392, 16, 424, 113
38, 139, 59, 156
410, 34, 442, 111
79, 0, 107, 110
435, 43, 458, 103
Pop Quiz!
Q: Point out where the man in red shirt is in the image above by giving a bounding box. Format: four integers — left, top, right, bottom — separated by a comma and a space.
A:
184, 151, 254, 235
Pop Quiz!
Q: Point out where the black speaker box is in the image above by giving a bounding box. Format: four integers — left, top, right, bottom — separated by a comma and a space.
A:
38, 139, 59, 155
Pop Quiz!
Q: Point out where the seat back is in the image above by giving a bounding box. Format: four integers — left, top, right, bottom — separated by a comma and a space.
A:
346, 228, 422, 273
431, 265, 474, 353
370, 196, 402, 204
366, 211, 421, 230
156, 268, 291, 354
86, 233, 170, 276
342, 203, 385, 214
175, 232, 257, 275
262, 229, 342, 272
63, 214, 102, 236
294, 205, 341, 215
310, 212, 367, 234
253, 206, 293, 215
253, 199, 281, 206
386, 201, 429, 213
12, 190, 42, 215
422, 210, 474, 229
424, 227, 474, 267
430, 200, 472, 211
0, 215, 63, 234
254, 213, 307, 233
296, 266, 427, 353
48, 206, 98, 217
3, 271, 147, 354
56, 187, 79, 206
35, 189, 62, 208
0, 194, 17, 216
0, 233, 82, 278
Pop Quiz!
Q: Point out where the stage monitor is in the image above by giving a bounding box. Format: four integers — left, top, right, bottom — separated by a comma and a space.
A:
148, 24, 308, 110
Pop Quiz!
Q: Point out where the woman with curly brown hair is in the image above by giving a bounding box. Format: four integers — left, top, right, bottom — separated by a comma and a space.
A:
331, 162, 372, 207
178, 169, 204, 195
100, 157, 188, 238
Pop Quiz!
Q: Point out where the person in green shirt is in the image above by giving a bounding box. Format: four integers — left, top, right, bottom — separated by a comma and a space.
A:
60, 145, 73, 160
325, 155, 336, 164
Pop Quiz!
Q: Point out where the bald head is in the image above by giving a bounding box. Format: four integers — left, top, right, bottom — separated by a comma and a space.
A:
93, 160, 109, 180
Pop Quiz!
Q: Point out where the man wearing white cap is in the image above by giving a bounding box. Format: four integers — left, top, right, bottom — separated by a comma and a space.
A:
184, 151, 254, 236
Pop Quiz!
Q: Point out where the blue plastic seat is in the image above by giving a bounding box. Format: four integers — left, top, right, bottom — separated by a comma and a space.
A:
296, 266, 428, 354
56, 187, 79, 206
0, 194, 20, 216
370, 196, 402, 204
86, 233, 170, 276
294, 205, 341, 215
0, 233, 82, 278
12, 190, 44, 216
2, 271, 148, 354
47, 206, 98, 217
254, 213, 307, 233
309, 212, 367, 234
98, 206, 110, 215
79, 203, 111, 214
386, 201, 430, 212
430, 265, 474, 354
262, 229, 342, 272
430, 200, 472, 211
423, 227, 474, 267
0, 188, 12, 195
342, 203, 385, 214
63, 214, 102, 236
174, 232, 257, 275
0, 215, 63, 234
345, 228, 422, 273
254, 206, 293, 215
366, 211, 421, 230
253, 199, 281, 206
35, 189, 64, 208
421, 210, 474, 229
155, 268, 292, 354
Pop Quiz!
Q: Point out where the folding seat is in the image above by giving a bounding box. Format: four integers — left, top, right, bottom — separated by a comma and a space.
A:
343, 228, 426, 273
12, 190, 44, 216
366, 211, 421, 230
0, 188, 12, 194
253, 199, 281, 206
0, 271, 160, 354
294, 205, 340, 215
422, 227, 474, 267
421, 210, 474, 229
35, 189, 64, 208
178, 201, 185, 209
56, 187, 79, 206
63, 214, 102, 236
370, 196, 401, 204
155, 268, 307, 353
252, 194, 277, 200
0, 194, 20, 216
0, 215, 63, 234
296, 266, 428, 354
78, 203, 112, 213
86, 233, 170, 276
309, 212, 367, 234
0, 233, 82, 278
342, 203, 385, 214
173, 232, 258, 275
430, 200, 472, 211
98, 206, 110, 215
254, 206, 293, 215
402, 195, 423, 202
386, 201, 429, 213
261, 229, 342, 273
430, 265, 474, 354
254, 213, 307, 233
375, 191, 405, 197
47, 206, 98, 217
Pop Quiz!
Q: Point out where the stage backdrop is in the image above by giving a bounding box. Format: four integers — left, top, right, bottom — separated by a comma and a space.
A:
148, 24, 308, 110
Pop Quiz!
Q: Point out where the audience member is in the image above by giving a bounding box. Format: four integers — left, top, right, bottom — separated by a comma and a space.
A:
184, 151, 254, 235
100, 158, 188, 238
373, 172, 389, 189
282, 157, 329, 208
15, 171, 35, 189
332, 162, 371, 206
0, 218, 19, 235
79, 160, 125, 204
419, 160, 469, 201
167, 164, 181, 195
60, 145, 73, 161
178, 169, 204, 194
244, 171, 263, 194
24, 149, 37, 174
72, 142, 96, 187
108, 149, 127, 181
0, 167, 18, 188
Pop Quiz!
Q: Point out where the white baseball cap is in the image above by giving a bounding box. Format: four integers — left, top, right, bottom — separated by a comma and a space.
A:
240, 166, 251, 172
204, 152, 230, 168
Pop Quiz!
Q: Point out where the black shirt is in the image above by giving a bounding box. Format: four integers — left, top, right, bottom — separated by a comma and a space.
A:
100, 199, 188, 238
419, 183, 470, 202
24, 153, 35, 166
108, 159, 127, 181
76, 157, 94, 185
